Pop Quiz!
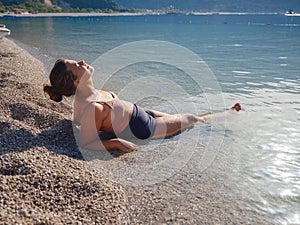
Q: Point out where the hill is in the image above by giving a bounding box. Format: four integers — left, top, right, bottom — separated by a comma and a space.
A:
0, 0, 120, 13
2, 0, 299, 13
116, 0, 300, 13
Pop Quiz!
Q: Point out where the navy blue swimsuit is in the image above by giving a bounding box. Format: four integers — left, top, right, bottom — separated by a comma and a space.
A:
123, 104, 157, 140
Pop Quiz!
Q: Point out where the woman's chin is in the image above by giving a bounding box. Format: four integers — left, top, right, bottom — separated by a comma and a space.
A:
88, 66, 94, 74
83, 66, 94, 79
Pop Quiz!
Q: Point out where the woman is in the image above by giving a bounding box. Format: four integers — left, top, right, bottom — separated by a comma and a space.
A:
44, 59, 241, 153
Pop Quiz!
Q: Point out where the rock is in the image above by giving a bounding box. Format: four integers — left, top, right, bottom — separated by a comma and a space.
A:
73, 182, 80, 188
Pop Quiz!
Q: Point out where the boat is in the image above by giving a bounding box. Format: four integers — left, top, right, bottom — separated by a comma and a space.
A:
0, 24, 11, 39
285, 10, 300, 16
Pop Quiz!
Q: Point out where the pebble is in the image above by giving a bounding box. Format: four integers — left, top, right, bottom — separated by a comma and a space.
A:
73, 182, 80, 188
18, 209, 27, 217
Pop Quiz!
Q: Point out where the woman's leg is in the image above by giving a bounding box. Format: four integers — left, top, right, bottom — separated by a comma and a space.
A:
199, 103, 242, 121
152, 113, 202, 139
149, 109, 170, 118
151, 103, 241, 139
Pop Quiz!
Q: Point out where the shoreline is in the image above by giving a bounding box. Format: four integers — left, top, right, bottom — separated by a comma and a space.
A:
0, 12, 156, 18
0, 11, 286, 18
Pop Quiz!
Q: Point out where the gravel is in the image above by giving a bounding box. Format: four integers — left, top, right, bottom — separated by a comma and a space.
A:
0, 38, 129, 224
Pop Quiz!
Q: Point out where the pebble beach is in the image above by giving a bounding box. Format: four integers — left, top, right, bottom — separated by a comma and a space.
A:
0, 38, 129, 224
0, 37, 271, 224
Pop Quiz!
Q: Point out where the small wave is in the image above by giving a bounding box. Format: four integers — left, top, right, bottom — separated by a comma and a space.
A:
279, 57, 288, 59
232, 44, 242, 47
280, 64, 287, 67
274, 24, 300, 27
246, 82, 264, 86
232, 70, 251, 75
251, 22, 271, 26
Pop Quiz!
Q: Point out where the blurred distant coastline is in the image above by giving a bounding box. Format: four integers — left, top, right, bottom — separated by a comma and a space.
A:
1, 0, 299, 18
0, 11, 153, 18
0, 10, 294, 18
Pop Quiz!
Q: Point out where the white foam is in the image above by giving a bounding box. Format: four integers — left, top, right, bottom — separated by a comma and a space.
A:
246, 82, 264, 86
274, 23, 300, 27
232, 70, 251, 75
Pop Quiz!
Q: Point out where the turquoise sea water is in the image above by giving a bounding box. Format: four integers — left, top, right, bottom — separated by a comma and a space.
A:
1, 14, 299, 224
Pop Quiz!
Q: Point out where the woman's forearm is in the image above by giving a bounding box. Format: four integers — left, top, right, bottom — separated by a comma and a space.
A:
82, 138, 136, 152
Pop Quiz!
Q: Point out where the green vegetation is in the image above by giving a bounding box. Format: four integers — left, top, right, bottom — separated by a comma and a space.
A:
0, 0, 124, 13
2, 0, 298, 14
1, 1, 58, 13
117, 0, 300, 13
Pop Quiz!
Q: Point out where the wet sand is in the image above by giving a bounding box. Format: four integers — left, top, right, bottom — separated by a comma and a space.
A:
0, 37, 270, 224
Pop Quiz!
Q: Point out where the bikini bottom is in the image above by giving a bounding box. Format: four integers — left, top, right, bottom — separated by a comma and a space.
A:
99, 104, 157, 141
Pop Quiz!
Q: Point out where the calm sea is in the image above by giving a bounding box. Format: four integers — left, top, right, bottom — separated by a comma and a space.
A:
1, 14, 299, 224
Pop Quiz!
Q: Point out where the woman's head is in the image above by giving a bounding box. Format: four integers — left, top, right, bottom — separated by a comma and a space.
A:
43, 59, 89, 102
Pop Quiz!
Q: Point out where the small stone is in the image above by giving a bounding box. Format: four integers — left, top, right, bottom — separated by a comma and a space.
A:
73, 182, 80, 188
18, 209, 27, 217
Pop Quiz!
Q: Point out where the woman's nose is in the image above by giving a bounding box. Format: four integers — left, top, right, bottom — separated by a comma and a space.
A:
78, 60, 85, 66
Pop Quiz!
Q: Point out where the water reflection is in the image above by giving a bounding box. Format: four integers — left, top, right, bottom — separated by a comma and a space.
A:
223, 77, 300, 224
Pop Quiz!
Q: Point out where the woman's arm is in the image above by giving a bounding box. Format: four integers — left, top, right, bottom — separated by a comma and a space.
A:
78, 103, 136, 152
83, 138, 137, 152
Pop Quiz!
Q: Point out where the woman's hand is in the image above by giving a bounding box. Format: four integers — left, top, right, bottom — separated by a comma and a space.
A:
117, 139, 137, 153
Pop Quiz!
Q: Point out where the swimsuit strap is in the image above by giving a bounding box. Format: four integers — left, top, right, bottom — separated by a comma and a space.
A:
95, 90, 116, 109
96, 101, 114, 109
101, 90, 116, 99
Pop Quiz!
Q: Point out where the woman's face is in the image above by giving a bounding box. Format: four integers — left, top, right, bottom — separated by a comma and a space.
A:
65, 59, 90, 83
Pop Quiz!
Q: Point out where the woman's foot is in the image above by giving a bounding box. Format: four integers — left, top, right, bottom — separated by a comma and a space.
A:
231, 103, 242, 112
198, 103, 242, 122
